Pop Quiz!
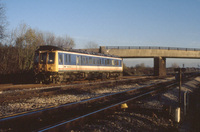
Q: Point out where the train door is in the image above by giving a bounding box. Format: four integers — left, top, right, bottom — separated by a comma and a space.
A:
58, 53, 64, 71
39, 52, 47, 71
76, 56, 81, 71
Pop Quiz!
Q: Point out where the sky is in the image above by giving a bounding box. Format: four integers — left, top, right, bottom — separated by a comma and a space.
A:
2, 0, 200, 67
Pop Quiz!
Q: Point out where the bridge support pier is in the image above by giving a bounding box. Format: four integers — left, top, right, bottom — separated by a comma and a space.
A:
154, 57, 166, 76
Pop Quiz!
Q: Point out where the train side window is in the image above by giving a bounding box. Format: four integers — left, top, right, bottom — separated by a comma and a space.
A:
81, 56, 83, 64
93, 58, 95, 65
89, 57, 92, 64
114, 60, 119, 66
101, 58, 104, 65
86, 57, 88, 64
105, 59, 109, 65
59, 53, 63, 65
96, 58, 98, 65
82, 56, 86, 64
99, 59, 101, 65
64, 54, 68, 65
107, 59, 110, 65
68, 54, 71, 64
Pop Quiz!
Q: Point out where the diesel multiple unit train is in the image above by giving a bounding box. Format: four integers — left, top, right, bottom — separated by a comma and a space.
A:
34, 45, 123, 83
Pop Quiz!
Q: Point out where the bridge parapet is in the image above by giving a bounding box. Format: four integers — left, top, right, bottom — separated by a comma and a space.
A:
105, 46, 200, 51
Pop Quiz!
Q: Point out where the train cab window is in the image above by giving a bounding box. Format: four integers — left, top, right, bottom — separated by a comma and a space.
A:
48, 52, 55, 64
59, 53, 63, 65
40, 53, 47, 64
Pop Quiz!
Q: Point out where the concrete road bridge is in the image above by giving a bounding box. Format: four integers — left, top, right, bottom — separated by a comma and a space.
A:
98, 46, 200, 76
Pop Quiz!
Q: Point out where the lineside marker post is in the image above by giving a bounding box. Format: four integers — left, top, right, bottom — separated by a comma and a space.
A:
179, 68, 182, 107
174, 68, 186, 123
175, 68, 186, 108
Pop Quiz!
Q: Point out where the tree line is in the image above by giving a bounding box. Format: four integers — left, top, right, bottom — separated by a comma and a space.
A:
0, 24, 75, 75
0, 2, 76, 76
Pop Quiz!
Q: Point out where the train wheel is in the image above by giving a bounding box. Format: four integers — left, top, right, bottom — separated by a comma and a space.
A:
101, 73, 106, 80
55, 77, 61, 84
53, 78, 56, 84
35, 77, 40, 84
106, 73, 110, 79
35, 75, 43, 84
68, 75, 75, 82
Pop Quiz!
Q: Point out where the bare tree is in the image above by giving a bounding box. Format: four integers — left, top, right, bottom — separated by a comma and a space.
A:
171, 63, 179, 68
55, 36, 64, 47
0, 1, 8, 41
10, 23, 44, 71
42, 32, 55, 45
135, 63, 145, 68
63, 35, 75, 49
85, 41, 99, 49
55, 35, 75, 49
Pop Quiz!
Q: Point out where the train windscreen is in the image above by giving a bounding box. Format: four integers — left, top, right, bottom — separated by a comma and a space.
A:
40, 53, 47, 64
34, 53, 39, 64
48, 52, 55, 64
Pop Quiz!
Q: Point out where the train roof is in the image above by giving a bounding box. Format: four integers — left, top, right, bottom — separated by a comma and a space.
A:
36, 45, 121, 58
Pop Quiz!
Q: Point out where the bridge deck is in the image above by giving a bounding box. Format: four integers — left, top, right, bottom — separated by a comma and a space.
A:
102, 46, 200, 58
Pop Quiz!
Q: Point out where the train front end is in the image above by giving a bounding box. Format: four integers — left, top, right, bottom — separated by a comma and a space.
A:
34, 46, 59, 83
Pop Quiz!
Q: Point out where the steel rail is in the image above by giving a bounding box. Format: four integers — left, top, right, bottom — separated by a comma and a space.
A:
38, 83, 176, 131
0, 79, 175, 131
0, 76, 149, 95
0, 82, 153, 121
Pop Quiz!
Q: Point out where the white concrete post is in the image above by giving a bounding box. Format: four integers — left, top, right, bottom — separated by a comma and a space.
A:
175, 107, 180, 123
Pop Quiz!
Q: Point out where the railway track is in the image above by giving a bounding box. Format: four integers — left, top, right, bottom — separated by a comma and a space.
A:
1, 76, 174, 119
0, 78, 177, 131
0, 76, 148, 91
0, 76, 160, 104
